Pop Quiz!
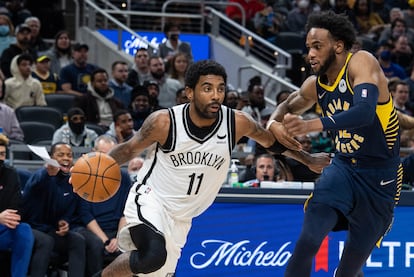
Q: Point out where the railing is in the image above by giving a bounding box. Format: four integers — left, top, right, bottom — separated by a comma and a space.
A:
74, 0, 292, 71
237, 64, 299, 107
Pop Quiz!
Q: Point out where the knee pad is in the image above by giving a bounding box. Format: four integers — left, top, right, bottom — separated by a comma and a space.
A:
129, 239, 167, 274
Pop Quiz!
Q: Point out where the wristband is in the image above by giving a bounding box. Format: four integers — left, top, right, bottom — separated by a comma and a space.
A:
104, 239, 110, 246
266, 119, 277, 130
266, 139, 287, 154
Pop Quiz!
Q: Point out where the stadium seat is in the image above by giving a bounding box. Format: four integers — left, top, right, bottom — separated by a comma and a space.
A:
19, 121, 56, 145
274, 32, 306, 54
86, 123, 106, 135
44, 94, 75, 116
15, 106, 64, 129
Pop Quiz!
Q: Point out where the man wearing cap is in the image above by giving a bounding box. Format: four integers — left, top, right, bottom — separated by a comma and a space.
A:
32, 55, 60, 94
143, 80, 165, 111
59, 42, 99, 96
0, 23, 36, 79
129, 85, 152, 130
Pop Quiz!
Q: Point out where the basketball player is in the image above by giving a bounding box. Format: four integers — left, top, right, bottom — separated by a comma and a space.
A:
267, 11, 402, 276
92, 60, 330, 277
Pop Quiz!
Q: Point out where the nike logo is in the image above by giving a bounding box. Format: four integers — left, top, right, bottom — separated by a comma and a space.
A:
318, 91, 327, 99
63, 192, 70, 196
217, 134, 227, 139
380, 179, 395, 186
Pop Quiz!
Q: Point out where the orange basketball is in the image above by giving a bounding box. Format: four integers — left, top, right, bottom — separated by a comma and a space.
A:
71, 152, 121, 202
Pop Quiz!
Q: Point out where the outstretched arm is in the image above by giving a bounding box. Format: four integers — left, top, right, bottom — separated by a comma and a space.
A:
398, 111, 414, 130
268, 76, 318, 150
236, 110, 330, 173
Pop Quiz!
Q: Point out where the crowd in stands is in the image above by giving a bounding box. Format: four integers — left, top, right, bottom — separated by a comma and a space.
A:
2, 0, 414, 275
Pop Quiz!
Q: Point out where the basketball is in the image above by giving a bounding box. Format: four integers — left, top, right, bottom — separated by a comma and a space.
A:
71, 152, 121, 202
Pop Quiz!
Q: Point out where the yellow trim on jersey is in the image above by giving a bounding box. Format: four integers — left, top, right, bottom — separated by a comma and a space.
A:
376, 97, 394, 132
318, 53, 353, 92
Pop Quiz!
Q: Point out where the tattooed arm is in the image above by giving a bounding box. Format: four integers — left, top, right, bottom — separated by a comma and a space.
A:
108, 110, 170, 165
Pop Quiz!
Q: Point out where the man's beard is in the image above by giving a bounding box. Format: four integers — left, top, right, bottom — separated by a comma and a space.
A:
316, 48, 336, 75
151, 71, 164, 80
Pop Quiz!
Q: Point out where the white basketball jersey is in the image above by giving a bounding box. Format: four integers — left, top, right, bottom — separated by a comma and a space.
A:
133, 104, 235, 221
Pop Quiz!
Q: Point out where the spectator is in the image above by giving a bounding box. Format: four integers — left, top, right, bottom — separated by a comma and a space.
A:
242, 153, 292, 187
378, 17, 414, 45
127, 156, 144, 182
225, 0, 266, 30
109, 60, 132, 108
0, 23, 35, 79
0, 133, 34, 277
286, 134, 321, 182
40, 30, 72, 76
283, 0, 316, 34
158, 23, 193, 70
0, 0, 31, 27
0, 14, 16, 57
242, 76, 266, 122
404, 61, 414, 105
105, 109, 135, 144
129, 85, 152, 130
275, 89, 292, 106
377, 44, 407, 79
77, 135, 132, 273
74, 68, 124, 130
0, 103, 23, 141
143, 80, 165, 111
175, 87, 189, 105
24, 16, 49, 52
52, 107, 98, 147
22, 142, 86, 277
168, 52, 190, 86
59, 43, 99, 96
223, 88, 240, 109
389, 79, 413, 115
353, 0, 384, 36
148, 56, 181, 108
126, 47, 151, 87
390, 35, 413, 75
254, 1, 283, 43
32, 54, 60, 94
4, 53, 46, 109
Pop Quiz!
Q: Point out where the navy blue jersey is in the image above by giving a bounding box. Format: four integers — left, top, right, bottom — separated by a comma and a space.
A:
316, 53, 400, 162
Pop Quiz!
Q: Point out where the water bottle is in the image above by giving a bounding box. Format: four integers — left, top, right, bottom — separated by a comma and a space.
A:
84, 134, 92, 148
228, 159, 239, 187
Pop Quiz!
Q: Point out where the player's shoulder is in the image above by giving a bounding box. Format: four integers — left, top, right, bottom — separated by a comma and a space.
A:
349, 50, 378, 66
144, 108, 171, 129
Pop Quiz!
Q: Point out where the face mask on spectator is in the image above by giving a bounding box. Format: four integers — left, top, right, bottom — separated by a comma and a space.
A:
0, 25, 9, 36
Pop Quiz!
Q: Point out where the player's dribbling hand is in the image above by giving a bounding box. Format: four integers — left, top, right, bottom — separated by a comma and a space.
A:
268, 119, 302, 151
307, 153, 331, 173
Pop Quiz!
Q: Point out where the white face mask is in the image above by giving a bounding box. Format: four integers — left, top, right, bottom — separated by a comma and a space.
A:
298, 0, 310, 9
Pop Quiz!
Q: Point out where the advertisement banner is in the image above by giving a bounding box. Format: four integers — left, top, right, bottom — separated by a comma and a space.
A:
177, 203, 414, 276
99, 30, 210, 61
